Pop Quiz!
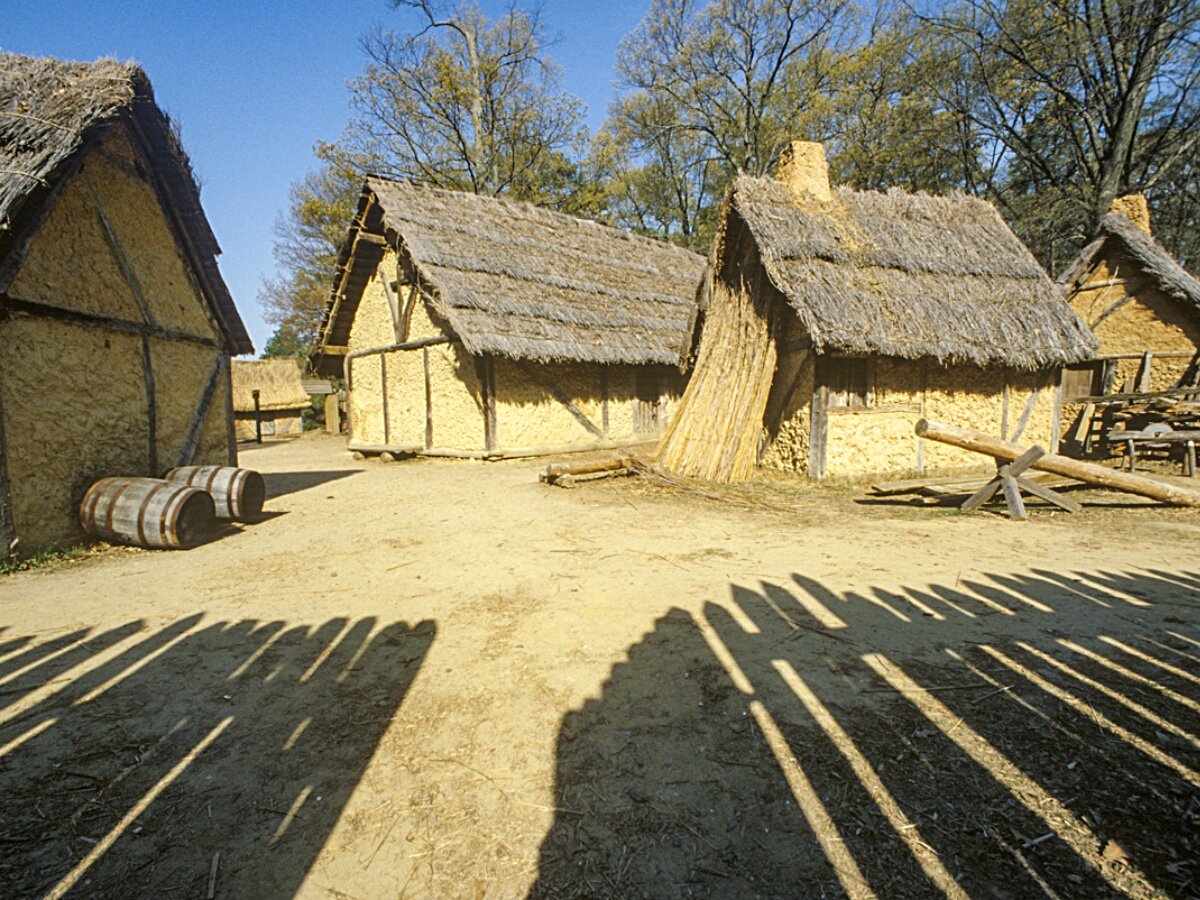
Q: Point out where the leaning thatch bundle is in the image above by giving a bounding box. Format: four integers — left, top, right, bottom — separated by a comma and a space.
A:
1058, 211, 1200, 310
319, 177, 705, 367
231, 360, 310, 413
0, 53, 252, 354
731, 177, 1096, 368
658, 144, 1094, 483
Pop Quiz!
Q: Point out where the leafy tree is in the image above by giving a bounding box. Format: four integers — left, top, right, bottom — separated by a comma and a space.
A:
258, 164, 360, 356
320, 0, 588, 206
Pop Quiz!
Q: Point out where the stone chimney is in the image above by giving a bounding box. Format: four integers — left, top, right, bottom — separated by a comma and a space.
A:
1110, 194, 1152, 235
776, 141, 832, 205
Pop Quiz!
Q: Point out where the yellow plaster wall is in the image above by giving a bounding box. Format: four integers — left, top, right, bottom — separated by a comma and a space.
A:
151, 341, 228, 467
0, 318, 150, 549
494, 359, 606, 449
8, 129, 218, 340
1070, 249, 1200, 391
761, 349, 814, 474
427, 345, 485, 451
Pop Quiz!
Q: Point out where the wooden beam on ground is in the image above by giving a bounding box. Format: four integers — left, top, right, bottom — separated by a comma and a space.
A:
916, 418, 1200, 507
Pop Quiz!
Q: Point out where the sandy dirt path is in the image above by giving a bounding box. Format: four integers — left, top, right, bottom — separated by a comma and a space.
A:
0, 433, 1197, 898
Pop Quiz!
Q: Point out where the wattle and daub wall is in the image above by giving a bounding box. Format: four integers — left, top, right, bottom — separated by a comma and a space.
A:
0, 124, 231, 551
347, 250, 684, 454
1067, 246, 1200, 391
763, 319, 1058, 479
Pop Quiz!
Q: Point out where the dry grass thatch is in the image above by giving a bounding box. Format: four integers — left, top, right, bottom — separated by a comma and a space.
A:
730, 176, 1097, 368
1058, 212, 1200, 310
231, 359, 310, 412
321, 177, 706, 366
0, 53, 252, 355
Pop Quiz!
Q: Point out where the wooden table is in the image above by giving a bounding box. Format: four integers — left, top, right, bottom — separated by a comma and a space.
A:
1108, 429, 1200, 476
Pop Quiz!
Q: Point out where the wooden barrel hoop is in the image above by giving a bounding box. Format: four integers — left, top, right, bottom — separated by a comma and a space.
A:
79, 476, 215, 550
163, 466, 266, 521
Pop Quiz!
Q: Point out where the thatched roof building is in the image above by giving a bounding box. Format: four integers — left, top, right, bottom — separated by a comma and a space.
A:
658, 141, 1095, 482
1, 54, 251, 354
313, 177, 706, 458
232, 359, 310, 412
1056, 196, 1200, 404
0, 54, 251, 553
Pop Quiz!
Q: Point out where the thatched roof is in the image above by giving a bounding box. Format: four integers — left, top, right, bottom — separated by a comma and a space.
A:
0, 53, 252, 354
1057, 212, 1200, 311
231, 359, 310, 412
727, 176, 1096, 368
317, 177, 705, 368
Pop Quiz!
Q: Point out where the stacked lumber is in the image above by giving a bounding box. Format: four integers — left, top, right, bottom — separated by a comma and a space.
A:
540, 457, 639, 488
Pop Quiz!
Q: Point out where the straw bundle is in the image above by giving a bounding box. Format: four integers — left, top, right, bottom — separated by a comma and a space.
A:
231, 359, 310, 412
656, 210, 784, 482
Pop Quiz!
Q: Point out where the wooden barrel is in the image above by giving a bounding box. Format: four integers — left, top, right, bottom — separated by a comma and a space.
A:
162, 466, 266, 521
80, 477, 216, 549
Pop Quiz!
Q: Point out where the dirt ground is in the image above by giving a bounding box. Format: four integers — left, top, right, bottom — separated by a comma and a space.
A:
0, 432, 1197, 899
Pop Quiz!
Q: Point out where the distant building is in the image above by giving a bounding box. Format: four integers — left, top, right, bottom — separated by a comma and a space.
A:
0, 55, 252, 554
232, 359, 310, 441
312, 177, 705, 458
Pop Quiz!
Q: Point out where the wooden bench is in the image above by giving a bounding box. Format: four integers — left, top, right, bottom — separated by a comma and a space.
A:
1108, 428, 1200, 477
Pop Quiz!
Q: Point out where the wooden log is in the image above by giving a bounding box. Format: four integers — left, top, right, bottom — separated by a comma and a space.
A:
80, 477, 216, 549
544, 457, 634, 481
163, 466, 266, 521
914, 418, 1200, 507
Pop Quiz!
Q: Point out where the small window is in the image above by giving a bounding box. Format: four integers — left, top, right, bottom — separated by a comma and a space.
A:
1061, 360, 1111, 401
821, 357, 874, 409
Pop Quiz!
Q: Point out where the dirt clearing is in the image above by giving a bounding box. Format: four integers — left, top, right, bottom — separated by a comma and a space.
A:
1, 434, 1197, 898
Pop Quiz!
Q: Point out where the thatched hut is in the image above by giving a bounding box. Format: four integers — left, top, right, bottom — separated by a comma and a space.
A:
311, 177, 705, 458
231, 359, 310, 441
0, 54, 252, 555
1057, 196, 1200, 400
658, 142, 1096, 482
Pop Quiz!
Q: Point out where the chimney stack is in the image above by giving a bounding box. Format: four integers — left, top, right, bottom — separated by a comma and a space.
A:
1110, 194, 1152, 235
776, 141, 832, 205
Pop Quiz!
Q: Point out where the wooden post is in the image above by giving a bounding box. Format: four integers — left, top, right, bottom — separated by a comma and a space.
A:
423, 346, 433, 450
142, 335, 158, 475
916, 418, 1200, 507
0, 384, 16, 559
224, 354, 237, 465
252, 389, 262, 444
175, 353, 225, 468
600, 367, 610, 438
479, 355, 498, 452
380, 352, 391, 446
324, 393, 339, 434
809, 382, 828, 479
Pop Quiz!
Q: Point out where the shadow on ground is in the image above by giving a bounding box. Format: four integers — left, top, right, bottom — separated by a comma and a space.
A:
262, 469, 360, 500
0, 614, 433, 896
532, 568, 1200, 898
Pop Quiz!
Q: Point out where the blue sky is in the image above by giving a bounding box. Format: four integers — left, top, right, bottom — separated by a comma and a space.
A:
2, 0, 651, 354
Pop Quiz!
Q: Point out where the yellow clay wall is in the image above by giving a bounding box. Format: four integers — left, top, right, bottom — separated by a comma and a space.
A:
1069, 248, 1200, 391
0, 135, 233, 553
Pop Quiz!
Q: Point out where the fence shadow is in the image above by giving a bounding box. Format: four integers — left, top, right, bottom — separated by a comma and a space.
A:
262, 469, 360, 500
532, 568, 1199, 898
0, 614, 434, 897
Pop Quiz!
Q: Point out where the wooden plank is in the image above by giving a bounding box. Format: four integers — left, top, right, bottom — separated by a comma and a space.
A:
141, 335, 158, 475
380, 351, 391, 446
999, 471, 1027, 520
516, 361, 604, 439
600, 367, 609, 438
0, 382, 16, 558
1007, 445, 1045, 477
961, 478, 1002, 511
382, 278, 403, 343
1010, 390, 1039, 443
175, 353, 226, 468
1136, 351, 1154, 393
1015, 476, 1082, 513
423, 346, 433, 450
809, 382, 829, 479
224, 357, 237, 464
83, 171, 156, 326
1001, 379, 1011, 439
1050, 371, 1063, 451
0, 294, 218, 347
400, 285, 419, 343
